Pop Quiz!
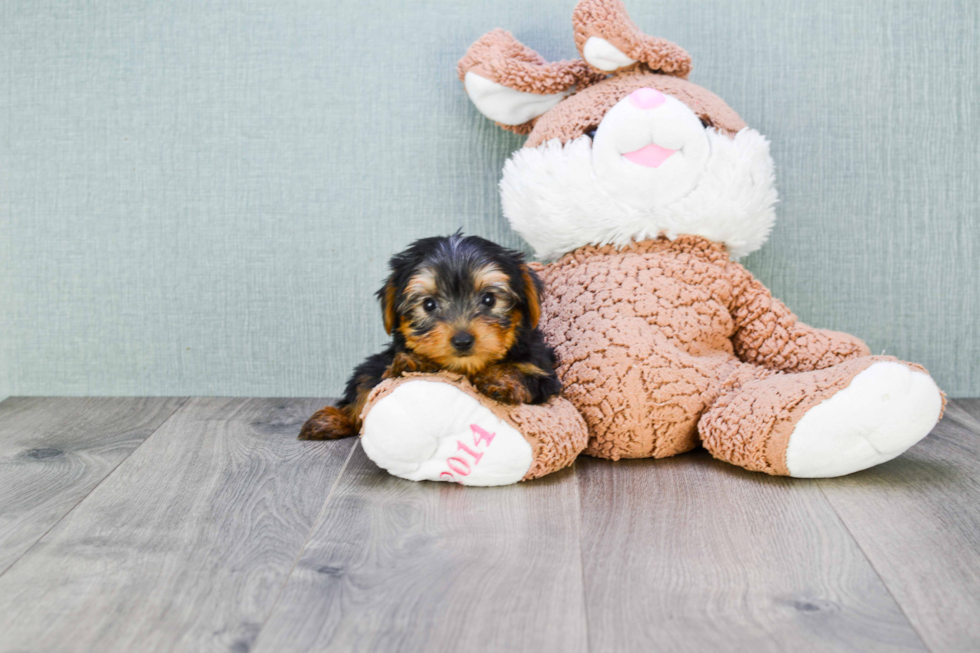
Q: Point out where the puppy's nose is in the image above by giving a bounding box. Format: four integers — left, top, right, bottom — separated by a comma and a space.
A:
451, 331, 475, 352
629, 87, 666, 110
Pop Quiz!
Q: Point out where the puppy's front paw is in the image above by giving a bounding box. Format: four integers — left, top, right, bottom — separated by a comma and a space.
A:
384, 352, 418, 379
385, 351, 440, 379
473, 366, 532, 405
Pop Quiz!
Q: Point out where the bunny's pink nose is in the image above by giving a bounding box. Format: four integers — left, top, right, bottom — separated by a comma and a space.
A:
629, 87, 667, 110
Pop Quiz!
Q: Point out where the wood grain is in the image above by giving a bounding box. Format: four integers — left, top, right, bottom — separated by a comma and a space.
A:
0, 396, 186, 574
0, 397, 355, 653
818, 398, 980, 652
2, 397, 978, 652
252, 445, 588, 653
577, 451, 926, 653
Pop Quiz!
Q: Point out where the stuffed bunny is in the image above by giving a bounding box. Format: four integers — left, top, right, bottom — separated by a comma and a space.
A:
356, 0, 944, 486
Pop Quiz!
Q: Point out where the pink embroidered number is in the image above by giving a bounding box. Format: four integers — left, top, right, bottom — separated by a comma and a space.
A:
439, 424, 497, 482
456, 440, 483, 465
446, 457, 471, 475
471, 423, 495, 447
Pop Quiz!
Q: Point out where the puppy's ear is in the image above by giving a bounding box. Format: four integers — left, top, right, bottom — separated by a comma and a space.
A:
377, 277, 398, 335
520, 264, 543, 329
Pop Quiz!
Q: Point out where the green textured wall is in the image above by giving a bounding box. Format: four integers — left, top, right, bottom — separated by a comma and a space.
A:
1, 0, 977, 397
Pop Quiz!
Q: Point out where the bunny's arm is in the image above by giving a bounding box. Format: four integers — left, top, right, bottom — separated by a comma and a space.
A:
726, 261, 870, 373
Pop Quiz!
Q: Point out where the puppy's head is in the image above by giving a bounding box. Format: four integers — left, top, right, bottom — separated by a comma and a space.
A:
377, 233, 542, 375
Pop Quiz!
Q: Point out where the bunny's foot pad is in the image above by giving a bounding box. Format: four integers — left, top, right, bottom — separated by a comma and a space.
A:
361, 380, 533, 486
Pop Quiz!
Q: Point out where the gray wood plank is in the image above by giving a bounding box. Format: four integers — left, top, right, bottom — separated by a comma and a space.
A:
578, 451, 927, 653
818, 399, 980, 653
0, 397, 356, 653
0, 396, 186, 574
252, 445, 588, 653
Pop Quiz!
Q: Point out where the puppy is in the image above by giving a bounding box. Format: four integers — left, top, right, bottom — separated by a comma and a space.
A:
298, 233, 562, 440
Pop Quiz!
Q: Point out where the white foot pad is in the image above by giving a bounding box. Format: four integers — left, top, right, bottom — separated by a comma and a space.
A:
786, 362, 943, 478
361, 380, 533, 486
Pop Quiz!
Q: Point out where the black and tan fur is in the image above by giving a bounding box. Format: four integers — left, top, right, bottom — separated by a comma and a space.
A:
298, 233, 561, 440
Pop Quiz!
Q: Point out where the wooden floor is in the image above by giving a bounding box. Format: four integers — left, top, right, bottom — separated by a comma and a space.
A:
0, 398, 978, 653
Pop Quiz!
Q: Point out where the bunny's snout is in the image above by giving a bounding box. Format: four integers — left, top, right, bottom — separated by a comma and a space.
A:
628, 88, 666, 110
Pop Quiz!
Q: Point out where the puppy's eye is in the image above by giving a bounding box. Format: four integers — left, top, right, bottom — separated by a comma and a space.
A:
585, 127, 598, 140
480, 292, 496, 308
422, 298, 437, 313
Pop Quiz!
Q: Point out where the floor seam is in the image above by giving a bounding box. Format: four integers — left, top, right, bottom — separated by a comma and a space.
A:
574, 460, 594, 653
816, 481, 934, 653
252, 437, 359, 645
0, 396, 191, 580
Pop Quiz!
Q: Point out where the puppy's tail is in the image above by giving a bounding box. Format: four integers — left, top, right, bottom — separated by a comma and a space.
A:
298, 405, 359, 440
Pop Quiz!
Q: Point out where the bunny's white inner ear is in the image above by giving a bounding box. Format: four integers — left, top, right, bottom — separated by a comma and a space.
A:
464, 71, 573, 126
582, 36, 636, 71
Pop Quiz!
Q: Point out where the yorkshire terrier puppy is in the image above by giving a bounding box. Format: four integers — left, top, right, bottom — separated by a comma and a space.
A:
299, 233, 562, 440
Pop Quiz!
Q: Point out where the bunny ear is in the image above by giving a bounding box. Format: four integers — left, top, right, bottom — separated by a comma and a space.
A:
458, 29, 605, 133
572, 0, 692, 78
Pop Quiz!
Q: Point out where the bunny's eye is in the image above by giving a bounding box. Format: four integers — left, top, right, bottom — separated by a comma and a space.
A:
585, 127, 598, 140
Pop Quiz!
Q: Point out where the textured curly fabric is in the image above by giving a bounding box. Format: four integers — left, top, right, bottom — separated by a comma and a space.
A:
508, 395, 591, 480
535, 236, 875, 461
457, 28, 606, 95
727, 262, 871, 372
524, 72, 747, 148
698, 357, 882, 474
457, 28, 606, 135
572, 0, 692, 77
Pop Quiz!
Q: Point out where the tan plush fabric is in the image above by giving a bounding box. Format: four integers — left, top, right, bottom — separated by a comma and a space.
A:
727, 262, 872, 372
360, 372, 589, 481
572, 0, 692, 78
457, 28, 605, 95
535, 236, 884, 463
698, 357, 878, 474
458, 0, 743, 142
457, 28, 606, 136
508, 394, 591, 481
524, 72, 747, 147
